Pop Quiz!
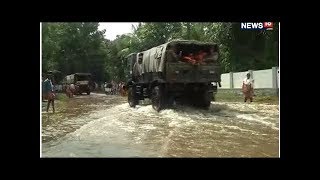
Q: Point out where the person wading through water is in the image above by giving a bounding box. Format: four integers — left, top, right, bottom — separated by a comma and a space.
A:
43, 74, 56, 113
242, 72, 254, 103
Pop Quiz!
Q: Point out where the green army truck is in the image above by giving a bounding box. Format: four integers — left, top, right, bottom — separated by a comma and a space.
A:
125, 40, 221, 111
63, 73, 92, 95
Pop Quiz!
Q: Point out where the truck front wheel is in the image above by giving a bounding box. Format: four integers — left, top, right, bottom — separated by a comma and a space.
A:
152, 85, 165, 112
128, 87, 138, 108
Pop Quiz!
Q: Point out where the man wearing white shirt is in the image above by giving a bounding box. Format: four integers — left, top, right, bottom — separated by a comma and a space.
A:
242, 72, 254, 102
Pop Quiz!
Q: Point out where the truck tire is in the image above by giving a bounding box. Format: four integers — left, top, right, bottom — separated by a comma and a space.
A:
166, 95, 175, 108
199, 91, 212, 109
87, 91, 90, 95
128, 87, 138, 108
202, 91, 213, 109
152, 85, 165, 112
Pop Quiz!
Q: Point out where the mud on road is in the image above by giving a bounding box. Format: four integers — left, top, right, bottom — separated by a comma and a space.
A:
41, 93, 279, 157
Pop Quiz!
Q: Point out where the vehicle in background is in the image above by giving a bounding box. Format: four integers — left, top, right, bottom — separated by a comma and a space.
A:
62, 73, 92, 95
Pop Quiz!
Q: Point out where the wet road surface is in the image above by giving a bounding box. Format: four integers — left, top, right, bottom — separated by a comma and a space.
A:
41, 93, 279, 157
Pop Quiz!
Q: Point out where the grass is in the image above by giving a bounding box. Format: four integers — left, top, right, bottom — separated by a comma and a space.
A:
215, 92, 279, 104
55, 93, 68, 101
42, 93, 68, 112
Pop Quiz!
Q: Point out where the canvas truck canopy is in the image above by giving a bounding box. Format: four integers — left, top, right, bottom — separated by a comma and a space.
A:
167, 39, 218, 47
74, 73, 91, 81
141, 45, 166, 74
141, 40, 218, 73
75, 73, 91, 77
125, 53, 137, 76
67, 75, 74, 84
126, 53, 137, 59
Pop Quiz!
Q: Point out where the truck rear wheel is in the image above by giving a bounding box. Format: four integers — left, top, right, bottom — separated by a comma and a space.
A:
128, 87, 138, 108
166, 95, 175, 108
193, 90, 213, 109
201, 91, 212, 109
87, 91, 90, 95
152, 85, 165, 112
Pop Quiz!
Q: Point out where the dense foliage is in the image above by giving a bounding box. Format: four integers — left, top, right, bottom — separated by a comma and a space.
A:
42, 22, 279, 83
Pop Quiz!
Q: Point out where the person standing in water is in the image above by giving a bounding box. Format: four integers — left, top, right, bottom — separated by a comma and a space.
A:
242, 72, 254, 103
43, 74, 55, 113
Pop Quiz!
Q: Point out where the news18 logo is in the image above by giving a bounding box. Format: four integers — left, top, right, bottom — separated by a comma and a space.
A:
241, 22, 273, 30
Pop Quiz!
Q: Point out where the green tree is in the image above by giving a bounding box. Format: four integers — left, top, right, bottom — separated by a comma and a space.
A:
43, 22, 279, 84
42, 22, 107, 83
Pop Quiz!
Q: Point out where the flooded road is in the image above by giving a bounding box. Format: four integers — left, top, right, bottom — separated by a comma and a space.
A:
41, 93, 279, 157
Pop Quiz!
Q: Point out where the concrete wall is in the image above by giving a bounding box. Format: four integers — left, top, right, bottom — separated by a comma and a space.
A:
277, 67, 279, 88
253, 69, 273, 88
218, 67, 279, 95
220, 73, 230, 89
232, 71, 249, 88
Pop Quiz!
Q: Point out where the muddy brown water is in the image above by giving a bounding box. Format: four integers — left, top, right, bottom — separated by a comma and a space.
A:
41, 93, 279, 157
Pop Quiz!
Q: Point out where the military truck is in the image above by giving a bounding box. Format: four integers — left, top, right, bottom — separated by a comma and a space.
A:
62, 73, 92, 95
125, 40, 221, 111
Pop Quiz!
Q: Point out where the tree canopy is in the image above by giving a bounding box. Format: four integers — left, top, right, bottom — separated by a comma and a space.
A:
42, 22, 279, 83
